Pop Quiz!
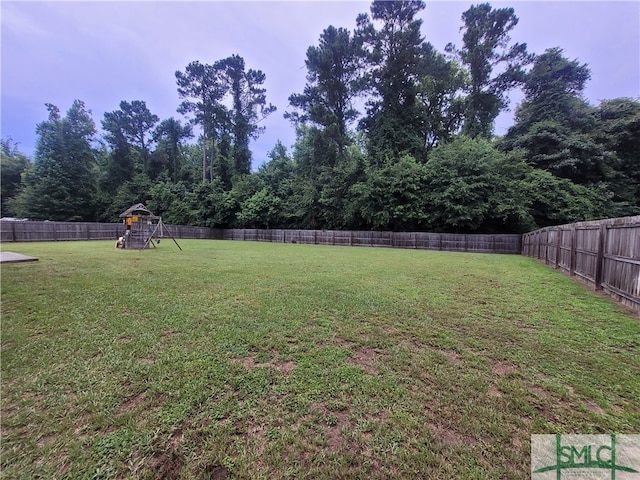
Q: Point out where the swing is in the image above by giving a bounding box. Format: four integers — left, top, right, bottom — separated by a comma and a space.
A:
143, 217, 183, 251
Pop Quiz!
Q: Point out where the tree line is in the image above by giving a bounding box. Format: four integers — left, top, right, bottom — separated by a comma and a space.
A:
2, 1, 638, 233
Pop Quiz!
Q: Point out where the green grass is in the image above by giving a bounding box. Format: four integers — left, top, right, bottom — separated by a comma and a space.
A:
1, 240, 638, 479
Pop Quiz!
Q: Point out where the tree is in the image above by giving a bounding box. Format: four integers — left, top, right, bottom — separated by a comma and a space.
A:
219, 55, 276, 176
0, 139, 31, 217
102, 100, 159, 176
416, 43, 467, 150
503, 119, 608, 185
147, 180, 195, 225
505, 47, 592, 136
351, 154, 428, 231
502, 48, 609, 187
106, 173, 155, 221
357, 0, 428, 162
287, 25, 362, 165
101, 108, 135, 192
236, 188, 281, 228
424, 137, 531, 232
522, 169, 610, 227
286, 25, 365, 229
257, 141, 295, 199
592, 98, 640, 209
190, 180, 236, 228
447, 3, 531, 139
176, 61, 229, 182
12, 101, 97, 221
152, 117, 192, 181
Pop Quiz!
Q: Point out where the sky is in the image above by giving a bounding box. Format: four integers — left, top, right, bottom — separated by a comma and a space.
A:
1, 1, 639, 171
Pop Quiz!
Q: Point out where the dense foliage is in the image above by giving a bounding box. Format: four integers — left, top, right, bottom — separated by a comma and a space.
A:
2, 1, 638, 232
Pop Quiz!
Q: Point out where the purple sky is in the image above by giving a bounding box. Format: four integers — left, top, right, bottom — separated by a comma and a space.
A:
2, 1, 639, 170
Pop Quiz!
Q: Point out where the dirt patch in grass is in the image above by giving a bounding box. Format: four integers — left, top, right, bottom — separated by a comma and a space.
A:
334, 337, 381, 375
326, 424, 344, 453
442, 349, 463, 366
142, 426, 187, 479
349, 346, 379, 375
121, 390, 147, 412
36, 432, 58, 448
246, 423, 267, 458
72, 410, 93, 440
157, 330, 179, 350
148, 449, 184, 480
310, 401, 352, 453
488, 384, 503, 398
235, 353, 296, 374
21, 391, 44, 402
492, 361, 517, 376
203, 464, 230, 479
583, 399, 606, 415
274, 360, 296, 374
428, 422, 478, 447
138, 358, 155, 365
529, 384, 548, 400
334, 337, 355, 348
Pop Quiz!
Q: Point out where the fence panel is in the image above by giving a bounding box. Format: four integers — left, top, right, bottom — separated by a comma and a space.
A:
573, 227, 599, 282
217, 228, 520, 254
522, 216, 640, 313
162, 224, 212, 239
1, 221, 212, 242
557, 228, 572, 273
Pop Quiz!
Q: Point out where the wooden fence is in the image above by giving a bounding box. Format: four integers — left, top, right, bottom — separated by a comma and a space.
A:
522, 216, 640, 313
0, 221, 212, 243
1, 222, 521, 254
215, 229, 522, 254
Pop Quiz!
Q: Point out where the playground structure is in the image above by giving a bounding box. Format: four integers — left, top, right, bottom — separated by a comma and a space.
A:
117, 203, 182, 250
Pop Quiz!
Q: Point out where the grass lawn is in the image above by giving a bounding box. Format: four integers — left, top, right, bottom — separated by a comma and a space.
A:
1, 240, 638, 479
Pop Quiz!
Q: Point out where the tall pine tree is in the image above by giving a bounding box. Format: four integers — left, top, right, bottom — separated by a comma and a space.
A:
13, 101, 97, 221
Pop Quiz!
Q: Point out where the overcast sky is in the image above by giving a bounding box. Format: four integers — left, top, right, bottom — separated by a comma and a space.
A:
2, 1, 639, 171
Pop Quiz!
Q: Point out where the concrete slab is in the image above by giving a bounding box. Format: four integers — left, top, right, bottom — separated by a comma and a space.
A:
0, 252, 39, 264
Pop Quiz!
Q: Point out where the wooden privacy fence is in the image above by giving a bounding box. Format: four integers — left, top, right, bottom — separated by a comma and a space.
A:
216, 229, 522, 254
522, 216, 640, 313
1, 221, 521, 254
0, 221, 212, 242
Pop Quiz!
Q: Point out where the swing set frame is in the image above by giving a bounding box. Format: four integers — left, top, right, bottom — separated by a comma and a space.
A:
143, 217, 183, 251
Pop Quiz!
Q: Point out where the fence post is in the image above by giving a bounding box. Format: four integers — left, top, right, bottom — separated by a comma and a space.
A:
545, 230, 550, 262
569, 227, 576, 276
594, 224, 607, 290
536, 231, 540, 259
554, 228, 561, 268
545, 230, 551, 264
